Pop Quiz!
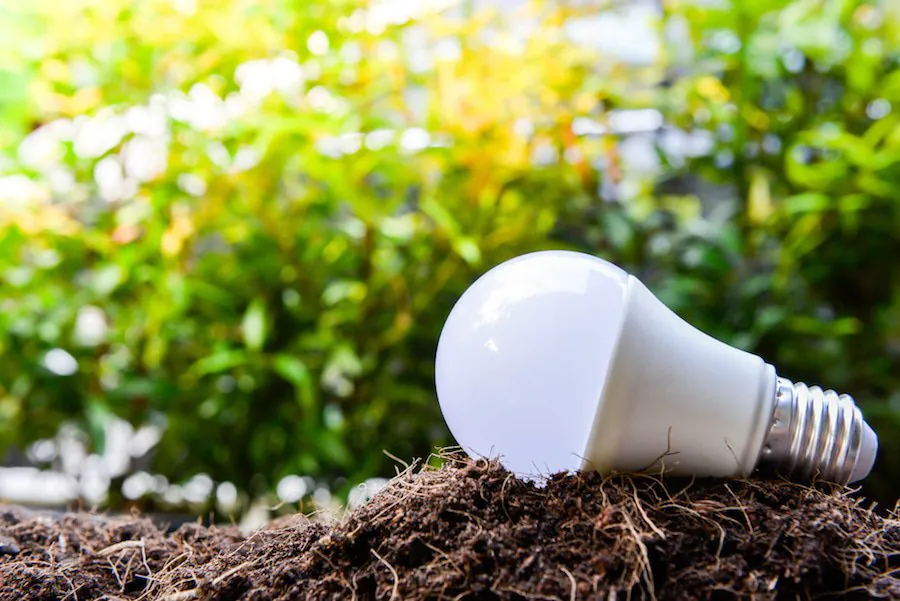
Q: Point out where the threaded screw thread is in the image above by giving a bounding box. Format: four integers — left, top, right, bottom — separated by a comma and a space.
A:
757, 377, 865, 484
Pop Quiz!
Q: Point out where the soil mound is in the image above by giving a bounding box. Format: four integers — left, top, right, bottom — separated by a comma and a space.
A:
1, 456, 898, 600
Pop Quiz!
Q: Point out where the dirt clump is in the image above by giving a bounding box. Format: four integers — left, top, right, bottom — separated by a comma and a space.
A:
1, 456, 899, 600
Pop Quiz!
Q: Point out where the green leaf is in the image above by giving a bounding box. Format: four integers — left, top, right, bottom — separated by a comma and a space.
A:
322, 281, 366, 306
273, 355, 310, 387
192, 349, 246, 376
274, 354, 316, 412
92, 265, 124, 296
85, 400, 112, 455
241, 298, 268, 351
782, 193, 830, 215
452, 237, 482, 266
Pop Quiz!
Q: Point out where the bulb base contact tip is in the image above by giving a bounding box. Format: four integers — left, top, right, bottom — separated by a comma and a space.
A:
758, 377, 877, 484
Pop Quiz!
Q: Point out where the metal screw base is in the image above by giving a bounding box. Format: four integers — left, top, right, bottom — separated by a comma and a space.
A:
757, 377, 865, 484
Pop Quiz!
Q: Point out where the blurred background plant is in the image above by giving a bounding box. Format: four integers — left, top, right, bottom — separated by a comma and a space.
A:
1, 0, 899, 520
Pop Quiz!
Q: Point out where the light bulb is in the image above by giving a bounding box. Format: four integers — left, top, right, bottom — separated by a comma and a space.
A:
435, 250, 878, 484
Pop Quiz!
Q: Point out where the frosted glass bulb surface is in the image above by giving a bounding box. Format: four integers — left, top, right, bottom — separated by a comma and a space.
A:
435, 251, 629, 475
435, 250, 879, 484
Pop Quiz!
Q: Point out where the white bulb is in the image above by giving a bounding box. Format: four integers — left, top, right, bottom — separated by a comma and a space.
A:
436, 251, 878, 484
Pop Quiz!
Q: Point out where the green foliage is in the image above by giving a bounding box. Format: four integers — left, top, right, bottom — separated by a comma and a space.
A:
661, 0, 900, 504
1, 0, 900, 506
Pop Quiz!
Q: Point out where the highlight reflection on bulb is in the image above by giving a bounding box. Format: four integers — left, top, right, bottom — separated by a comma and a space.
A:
435, 251, 878, 484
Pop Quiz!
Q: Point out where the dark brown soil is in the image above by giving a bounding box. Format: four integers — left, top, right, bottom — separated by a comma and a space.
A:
1, 456, 898, 600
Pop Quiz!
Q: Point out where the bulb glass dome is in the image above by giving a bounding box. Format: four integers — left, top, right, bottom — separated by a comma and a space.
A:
435, 251, 629, 475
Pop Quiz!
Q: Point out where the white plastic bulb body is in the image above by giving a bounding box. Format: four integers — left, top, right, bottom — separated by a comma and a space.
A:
435, 250, 878, 484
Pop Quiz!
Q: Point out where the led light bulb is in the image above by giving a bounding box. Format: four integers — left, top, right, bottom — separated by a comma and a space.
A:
435, 250, 878, 484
